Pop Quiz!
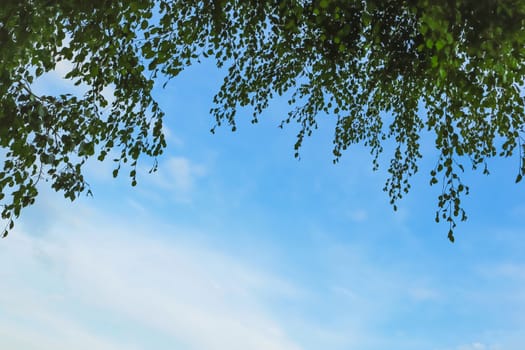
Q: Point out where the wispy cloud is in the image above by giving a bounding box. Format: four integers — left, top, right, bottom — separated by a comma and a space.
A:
3, 187, 525, 350
0, 201, 302, 350
141, 156, 206, 199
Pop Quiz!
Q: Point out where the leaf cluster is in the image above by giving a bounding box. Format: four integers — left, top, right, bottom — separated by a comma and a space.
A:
2, 0, 525, 240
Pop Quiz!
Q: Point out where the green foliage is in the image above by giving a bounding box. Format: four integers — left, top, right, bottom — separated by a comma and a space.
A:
1, 0, 525, 241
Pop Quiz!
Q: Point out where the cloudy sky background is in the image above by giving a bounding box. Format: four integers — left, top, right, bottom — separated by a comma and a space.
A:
1, 55, 525, 350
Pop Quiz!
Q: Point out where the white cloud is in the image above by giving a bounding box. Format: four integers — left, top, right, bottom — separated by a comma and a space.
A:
81, 154, 207, 202
0, 199, 301, 350
143, 156, 206, 195
2, 189, 525, 350
162, 125, 184, 147
0, 321, 133, 350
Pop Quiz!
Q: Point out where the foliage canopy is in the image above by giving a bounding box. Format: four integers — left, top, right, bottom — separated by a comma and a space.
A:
1, 0, 525, 240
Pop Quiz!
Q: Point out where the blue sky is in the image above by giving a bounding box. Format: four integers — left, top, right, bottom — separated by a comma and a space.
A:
1, 55, 525, 350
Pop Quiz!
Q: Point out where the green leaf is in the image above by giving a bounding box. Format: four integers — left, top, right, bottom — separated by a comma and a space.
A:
435, 39, 445, 51
431, 55, 439, 67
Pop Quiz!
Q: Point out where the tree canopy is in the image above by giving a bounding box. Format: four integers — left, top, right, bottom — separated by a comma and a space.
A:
1, 0, 525, 240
